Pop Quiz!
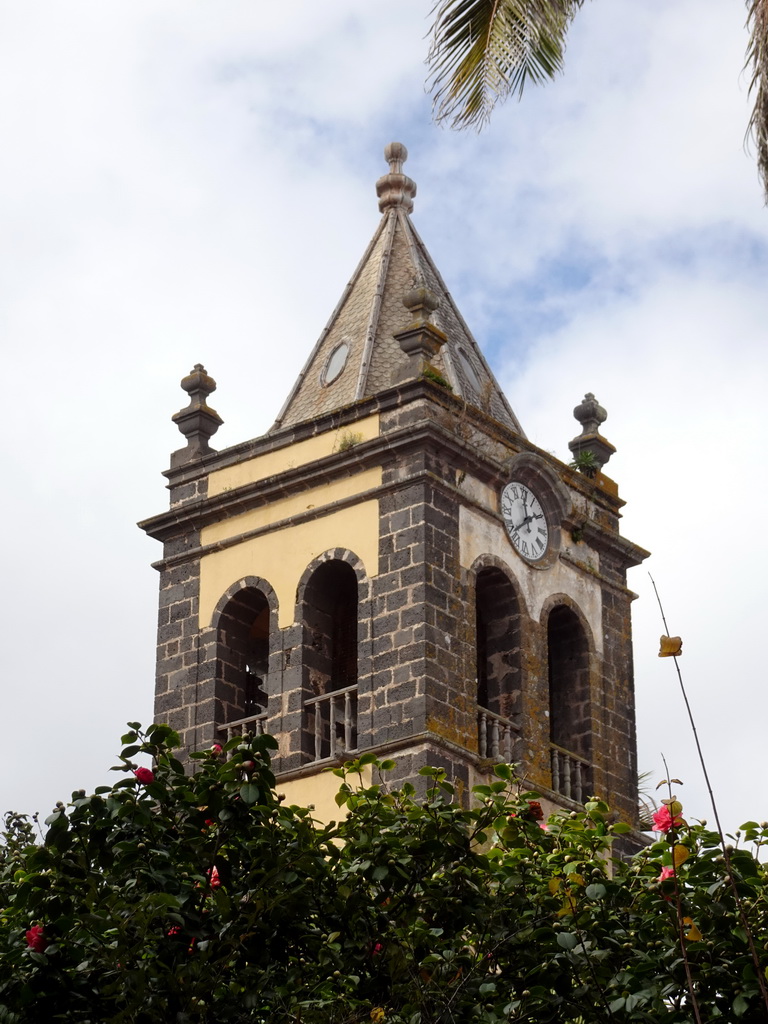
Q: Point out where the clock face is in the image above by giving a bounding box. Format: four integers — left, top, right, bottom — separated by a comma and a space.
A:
501, 481, 549, 561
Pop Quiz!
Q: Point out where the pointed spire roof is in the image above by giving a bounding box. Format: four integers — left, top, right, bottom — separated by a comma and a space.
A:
272, 143, 523, 435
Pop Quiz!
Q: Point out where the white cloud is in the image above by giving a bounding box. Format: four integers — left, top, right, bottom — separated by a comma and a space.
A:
0, 0, 765, 832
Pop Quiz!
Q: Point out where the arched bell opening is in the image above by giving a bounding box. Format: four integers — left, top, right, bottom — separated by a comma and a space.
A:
215, 587, 272, 741
300, 559, 359, 762
547, 604, 593, 803
475, 566, 522, 763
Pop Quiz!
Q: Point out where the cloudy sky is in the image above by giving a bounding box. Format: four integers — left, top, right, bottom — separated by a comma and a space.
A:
1, 1, 766, 834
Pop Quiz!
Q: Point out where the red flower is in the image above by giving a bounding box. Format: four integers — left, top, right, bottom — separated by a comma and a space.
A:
25, 925, 47, 952
207, 865, 221, 888
509, 802, 546, 825
133, 767, 155, 785
210, 743, 223, 755
652, 806, 682, 833
526, 801, 544, 821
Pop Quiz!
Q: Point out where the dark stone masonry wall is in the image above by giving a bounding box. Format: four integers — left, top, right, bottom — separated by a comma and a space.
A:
597, 581, 639, 824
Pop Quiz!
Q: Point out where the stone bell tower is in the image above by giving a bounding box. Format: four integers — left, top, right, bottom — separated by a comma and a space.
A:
139, 143, 648, 824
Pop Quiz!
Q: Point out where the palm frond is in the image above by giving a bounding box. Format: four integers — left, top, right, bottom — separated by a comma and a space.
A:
427, 0, 586, 129
745, 0, 768, 203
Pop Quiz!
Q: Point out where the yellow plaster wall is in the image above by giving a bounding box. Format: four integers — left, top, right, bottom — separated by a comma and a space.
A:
207, 413, 380, 497
199, 497, 380, 629
202, 468, 382, 547
277, 765, 373, 824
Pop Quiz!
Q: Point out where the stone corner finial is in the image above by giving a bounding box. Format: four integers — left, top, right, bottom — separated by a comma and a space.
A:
573, 392, 607, 434
568, 392, 615, 476
376, 141, 417, 214
171, 363, 223, 465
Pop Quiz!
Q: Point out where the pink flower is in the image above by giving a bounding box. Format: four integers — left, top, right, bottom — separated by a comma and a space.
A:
652, 806, 682, 833
207, 865, 221, 888
210, 743, 223, 755
25, 925, 47, 952
657, 865, 675, 902
167, 925, 181, 937
133, 767, 155, 785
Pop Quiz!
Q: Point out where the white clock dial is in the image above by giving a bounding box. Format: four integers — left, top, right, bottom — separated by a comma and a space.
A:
501, 481, 549, 561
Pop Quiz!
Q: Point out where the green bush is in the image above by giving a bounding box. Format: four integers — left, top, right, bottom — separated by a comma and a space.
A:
1, 726, 767, 1022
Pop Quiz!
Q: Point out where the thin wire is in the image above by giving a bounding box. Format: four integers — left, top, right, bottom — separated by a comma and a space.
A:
649, 575, 720, 829
649, 573, 768, 1013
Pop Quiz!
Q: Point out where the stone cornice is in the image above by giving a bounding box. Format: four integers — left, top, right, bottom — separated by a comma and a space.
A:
141, 390, 643, 584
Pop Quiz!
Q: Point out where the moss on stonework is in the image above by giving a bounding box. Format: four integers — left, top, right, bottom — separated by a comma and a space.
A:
421, 364, 452, 390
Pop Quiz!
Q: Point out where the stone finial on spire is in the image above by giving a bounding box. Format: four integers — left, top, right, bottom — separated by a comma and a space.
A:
568, 392, 616, 476
376, 142, 417, 214
402, 276, 440, 326
171, 364, 223, 466
392, 279, 447, 384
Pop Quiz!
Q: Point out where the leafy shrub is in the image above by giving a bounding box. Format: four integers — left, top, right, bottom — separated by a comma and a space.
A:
1, 727, 767, 1023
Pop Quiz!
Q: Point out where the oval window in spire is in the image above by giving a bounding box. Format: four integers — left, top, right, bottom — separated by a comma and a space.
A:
321, 342, 350, 387
457, 346, 482, 394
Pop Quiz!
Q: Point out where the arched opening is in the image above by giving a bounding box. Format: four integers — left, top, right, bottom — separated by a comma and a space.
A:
301, 559, 358, 761
548, 605, 592, 801
475, 567, 521, 762
215, 588, 271, 739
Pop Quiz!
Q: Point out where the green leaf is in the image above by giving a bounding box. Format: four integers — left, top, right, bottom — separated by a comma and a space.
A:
146, 723, 180, 747
427, 0, 583, 129
557, 932, 579, 950
585, 883, 606, 900
239, 783, 260, 805
149, 893, 181, 909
